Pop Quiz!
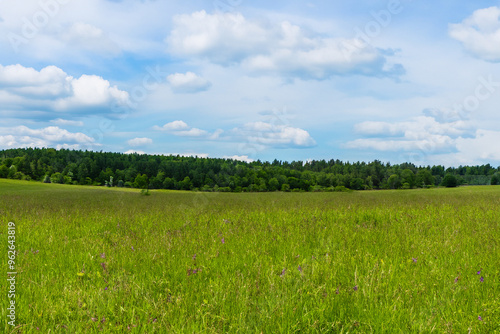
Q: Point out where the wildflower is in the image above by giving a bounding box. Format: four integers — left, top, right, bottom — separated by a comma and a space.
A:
221, 238, 225, 244
131, 246, 135, 251
335, 288, 339, 295
104, 287, 108, 290
454, 276, 459, 283
412, 258, 418, 263
480, 276, 484, 282
280, 268, 286, 277
100, 263, 106, 271
298, 265, 302, 273
477, 270, 481, 275
100, 253, 105, 259
478, 316, 483, 321
353, 285, 358, 291
192, 254, 196, 260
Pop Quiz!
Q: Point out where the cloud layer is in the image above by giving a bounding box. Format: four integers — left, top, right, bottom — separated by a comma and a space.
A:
450, 6, 500, 62
0, 64, 129, 118
0, 125, 97, 150
167, 11, 403, 80
167, 72, 211, 93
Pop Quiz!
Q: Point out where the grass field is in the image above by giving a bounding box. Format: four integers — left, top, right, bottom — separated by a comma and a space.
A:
1, 179, 499, 333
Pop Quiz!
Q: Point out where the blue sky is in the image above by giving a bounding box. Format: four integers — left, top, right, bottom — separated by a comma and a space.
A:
1, 0, 500, 166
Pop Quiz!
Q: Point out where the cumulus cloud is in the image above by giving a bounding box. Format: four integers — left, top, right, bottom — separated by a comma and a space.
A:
167, 11, 403, 80
345, 113, 500, 165
346, 116, 471, 153
153, 119, 315, 148
0, 125, 97, 150
0, 64, 130, 118
449, 6, 500, 62
167, 72, 212, 93
127, 137, 153, 147
153, 120, 210, 137
230, 121, 316, 148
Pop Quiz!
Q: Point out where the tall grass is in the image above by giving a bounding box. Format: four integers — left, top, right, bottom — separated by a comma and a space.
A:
1, 179, 499, 333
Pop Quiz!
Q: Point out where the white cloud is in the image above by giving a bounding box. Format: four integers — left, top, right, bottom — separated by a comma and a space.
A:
154, 120, 190, 131
0, 64, 130, 117
153, 120, 210, 137
354, 116, 470, 138
127, 137, 153, 147
124, 150, 146, 154
345, 137, 455, 152
167, 11, 402, 80
449, 6, 500, 62
455, 129, 500, 161
222, 155, 254, 163
167, 72, 212, 93
0, 125, 97, 150
0, 64, 70, 97
153, 119, 314, 148
346, 116, 471, 153
62, 22, 121, 57
231, 122, 316, 148
50, 118, 84, 126
168, 11, 269, 63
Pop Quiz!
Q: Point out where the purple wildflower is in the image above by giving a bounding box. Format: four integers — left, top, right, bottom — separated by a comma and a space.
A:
298, 265, 302, 273
478, 316, 483, 321
131, 246, 135, 251
280, 268, 286, 277
477, 270, 481, 275
412, 258, 418, 263
221, 238, 225, 244
335, 288, 339, 295
353, 285, 358, 291
192, 254, 196, 260
454, 276, 459, 283
480, 276, 484, 282
100, 263, 107, 271
104, 287, 108, 290
100, 253, 105, 259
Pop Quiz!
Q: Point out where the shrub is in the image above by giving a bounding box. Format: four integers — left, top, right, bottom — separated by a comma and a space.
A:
334, 186, 351, 192
441, 174, 458, 188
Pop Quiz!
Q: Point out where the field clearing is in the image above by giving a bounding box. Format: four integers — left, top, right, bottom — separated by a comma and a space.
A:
0, 179, 499, 333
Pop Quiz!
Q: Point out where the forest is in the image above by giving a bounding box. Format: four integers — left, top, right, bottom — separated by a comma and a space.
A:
1, 148, 499, 192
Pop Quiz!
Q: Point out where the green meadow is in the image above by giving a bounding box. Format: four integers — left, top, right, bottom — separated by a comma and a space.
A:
1, 179, 499, 333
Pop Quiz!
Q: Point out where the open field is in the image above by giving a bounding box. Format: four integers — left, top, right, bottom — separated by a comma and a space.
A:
1, 179, 499, 333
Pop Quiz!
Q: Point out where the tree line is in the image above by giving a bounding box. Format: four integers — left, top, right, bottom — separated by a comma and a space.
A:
1, 148, 499, 192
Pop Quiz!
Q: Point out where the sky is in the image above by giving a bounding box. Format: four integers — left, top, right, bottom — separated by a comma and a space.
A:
1, 0, 500, 166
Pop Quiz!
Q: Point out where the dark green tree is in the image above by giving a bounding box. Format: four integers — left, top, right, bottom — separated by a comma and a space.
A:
441, 174, 458, 188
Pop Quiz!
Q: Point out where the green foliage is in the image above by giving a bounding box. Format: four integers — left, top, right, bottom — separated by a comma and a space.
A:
491, 173, 500, 185
133, 174, 148, 189
441, 174, 458, 188
388, 174, 401, 189
0, 148, 498, 193
416, 169, 434, 187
